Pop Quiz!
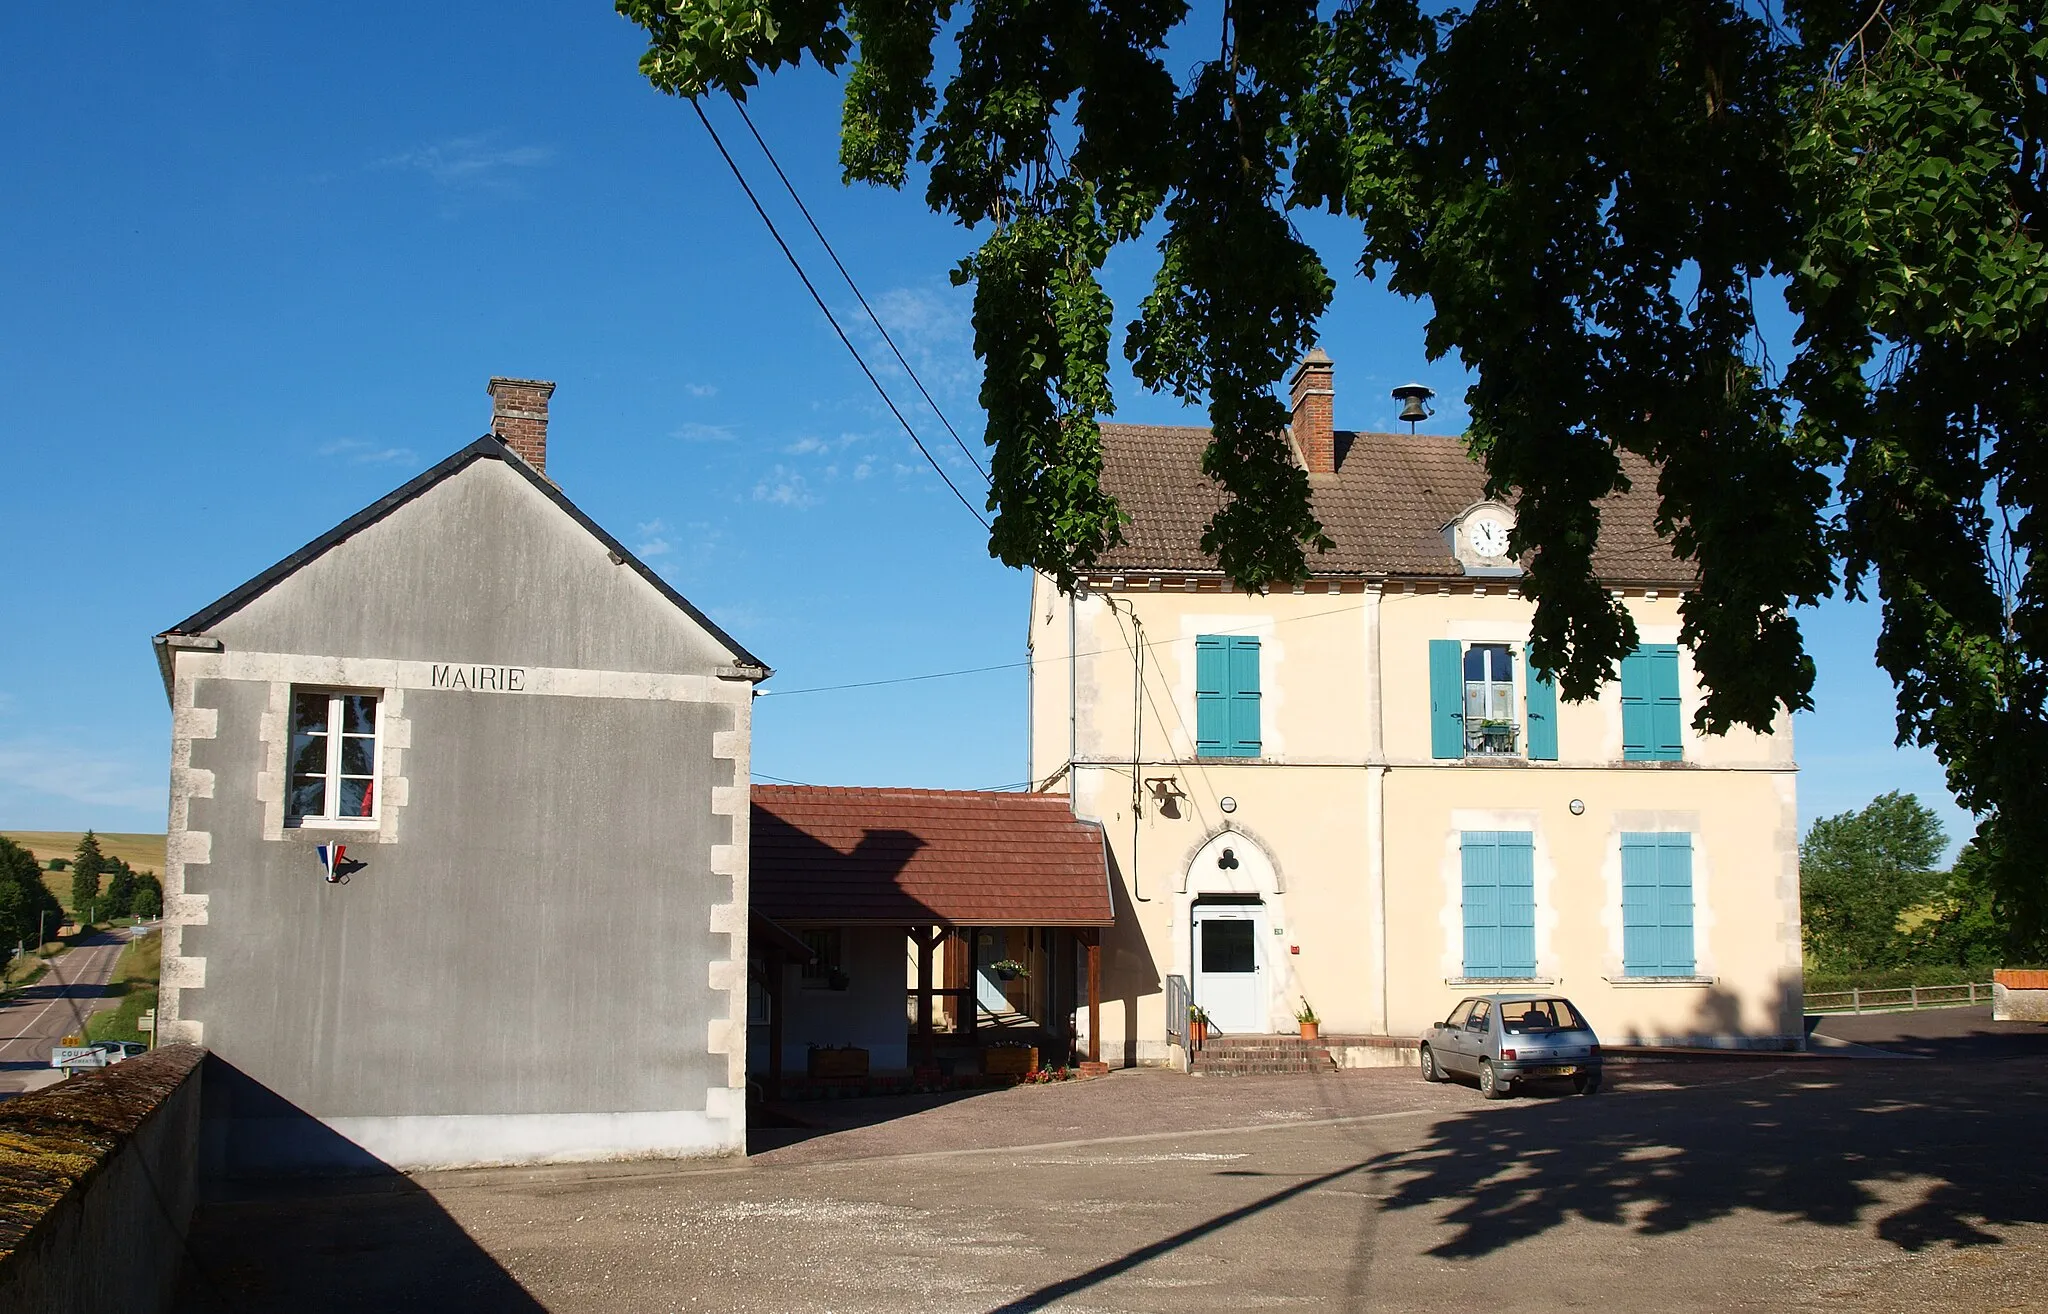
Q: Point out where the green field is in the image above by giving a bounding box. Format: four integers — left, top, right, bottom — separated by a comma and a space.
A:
3, 831, 166, 916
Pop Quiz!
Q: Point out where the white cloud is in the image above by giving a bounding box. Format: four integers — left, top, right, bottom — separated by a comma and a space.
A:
685, 382, 719, 398
753, 466, 817, 508
784, 436, 831, 455
0, 740, 163, 814
319, 438, 418, 466
673, 422, 737, 442
854, 461, 873, 480
375, 134, 555, 190
637, 537, 673, 558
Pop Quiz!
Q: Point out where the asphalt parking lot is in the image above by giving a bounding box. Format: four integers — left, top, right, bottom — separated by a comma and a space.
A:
176, 1009, 2048, 1313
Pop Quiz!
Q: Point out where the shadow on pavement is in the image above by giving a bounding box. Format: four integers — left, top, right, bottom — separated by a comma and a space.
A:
1811, 1004, 2048, 1061
1365, 1051, 2048, 1259
175, 1059, 547, 1313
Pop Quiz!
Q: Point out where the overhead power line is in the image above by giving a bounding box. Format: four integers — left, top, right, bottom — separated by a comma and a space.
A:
755, 596, 1375, 697
729, 99, 990, 484
690, 99, 990, 532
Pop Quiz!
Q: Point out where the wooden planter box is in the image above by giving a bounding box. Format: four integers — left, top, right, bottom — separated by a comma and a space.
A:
981, 1046, 1038, 1077
807, 1047, 870, 1079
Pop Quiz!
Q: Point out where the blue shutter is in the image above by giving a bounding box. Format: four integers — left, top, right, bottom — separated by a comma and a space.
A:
1195, 637, 1227, 756
1461, 831, 1537, 978
1430, 640, 1465, 759
1622, 832, 1694, 975
1622, 645, 1682, 760
1226, 636, 1261, 757
1525, 643, 1558, 761
1648, 646, 1683, 759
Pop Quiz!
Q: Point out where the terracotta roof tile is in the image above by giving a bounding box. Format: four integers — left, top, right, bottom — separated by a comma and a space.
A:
1093, 424, 1693, 585
751, 786, 1113, 927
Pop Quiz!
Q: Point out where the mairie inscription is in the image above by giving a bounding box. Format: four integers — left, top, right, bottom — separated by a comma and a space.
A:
430, 664, 526, 692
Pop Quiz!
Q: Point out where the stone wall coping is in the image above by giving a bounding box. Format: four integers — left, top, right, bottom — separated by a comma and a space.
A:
1992, 969, 2048, 990
0, 1044, 205, 1263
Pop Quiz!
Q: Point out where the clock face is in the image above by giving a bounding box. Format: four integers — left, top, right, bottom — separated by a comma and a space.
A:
1469, 516, 1511, 558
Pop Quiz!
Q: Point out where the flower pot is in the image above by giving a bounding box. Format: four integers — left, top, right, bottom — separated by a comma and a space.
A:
1189, 1020, 1208, 1050
1299, 1021, 1320, 1041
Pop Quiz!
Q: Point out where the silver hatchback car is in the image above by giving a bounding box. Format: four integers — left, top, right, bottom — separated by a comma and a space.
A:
1419, 993, 1602, 1099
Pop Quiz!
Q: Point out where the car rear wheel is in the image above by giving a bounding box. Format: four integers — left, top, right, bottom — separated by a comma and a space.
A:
1419, 1045, 1444, 1083
1479, 1060, 1511, 1100
1572, 1071, 1601, 1096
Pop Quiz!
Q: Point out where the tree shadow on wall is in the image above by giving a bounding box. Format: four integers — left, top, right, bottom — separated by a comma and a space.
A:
1368, 984, 2048, 1260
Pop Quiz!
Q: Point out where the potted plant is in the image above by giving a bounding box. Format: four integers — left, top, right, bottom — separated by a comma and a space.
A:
1187, 1004, 1211, 1051
806, 1044, 870, 1079
989, 958, 1029, 982
1295, 997, 1321, 1041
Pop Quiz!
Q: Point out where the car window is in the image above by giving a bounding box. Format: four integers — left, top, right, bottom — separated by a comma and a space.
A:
1444, 999, 1477, 1028
1466, 1000, 1491, 1030
1500, 999, 1589, 1033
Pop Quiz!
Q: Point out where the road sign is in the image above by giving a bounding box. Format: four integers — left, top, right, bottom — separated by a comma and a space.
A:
137, 1011, 155, 1033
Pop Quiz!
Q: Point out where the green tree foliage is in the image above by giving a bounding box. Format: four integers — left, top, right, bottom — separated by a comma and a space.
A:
70, 831, 105, 921
0, 836, 64, 953
131, 873, 163, 922
1907, 839, 2006, 968
616, 1, 2048, 930
103, 858, 137, 920
1801, 792, 1949, 971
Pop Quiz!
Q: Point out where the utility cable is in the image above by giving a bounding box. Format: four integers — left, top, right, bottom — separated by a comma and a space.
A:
690, 99, 991, 531
756, 595, 1374, 696
730, 98, 990, 484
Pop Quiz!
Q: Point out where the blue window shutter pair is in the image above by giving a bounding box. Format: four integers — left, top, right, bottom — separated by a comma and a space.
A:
1461, 831, 1536, 978
1524, 643, 1559, 761
1621, 832, 1696, 976
1428, 640, 1465, 758
1620, 645, 1683, 760
1195, 636, 1260, 757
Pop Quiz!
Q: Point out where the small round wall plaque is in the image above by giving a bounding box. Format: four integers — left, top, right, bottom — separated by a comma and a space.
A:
1218, 796, 1237, 814
1569, 798, 1586, 816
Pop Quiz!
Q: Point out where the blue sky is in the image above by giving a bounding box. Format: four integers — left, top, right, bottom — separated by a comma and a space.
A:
0, 3, 1971, 856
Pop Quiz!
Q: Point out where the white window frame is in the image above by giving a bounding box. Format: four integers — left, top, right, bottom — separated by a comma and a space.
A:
1459, 640, 1525, 758
285, 688, 383, 828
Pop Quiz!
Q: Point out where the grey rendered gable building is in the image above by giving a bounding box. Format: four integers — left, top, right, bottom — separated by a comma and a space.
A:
154, 379, 768, 1173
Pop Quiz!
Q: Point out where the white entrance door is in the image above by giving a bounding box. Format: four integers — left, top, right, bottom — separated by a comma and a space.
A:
1193, 905, 1265, 1034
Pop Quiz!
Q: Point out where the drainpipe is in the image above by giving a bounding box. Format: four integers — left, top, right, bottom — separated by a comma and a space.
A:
1128, 602, 1148, 903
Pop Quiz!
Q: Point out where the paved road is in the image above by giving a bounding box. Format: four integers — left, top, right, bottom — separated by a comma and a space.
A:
175, 1016, 2048, 1313
0, 929, 131, 1095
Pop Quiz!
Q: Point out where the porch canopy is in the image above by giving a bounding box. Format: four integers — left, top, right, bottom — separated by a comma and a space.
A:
751, 786, 1114, 1075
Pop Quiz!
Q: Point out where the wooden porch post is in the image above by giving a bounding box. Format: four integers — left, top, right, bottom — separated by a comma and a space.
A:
765, 944, 785, 1100
1086, 928, 1102, 1064
915, 926, 936, 1072
964, 926, 979, 1041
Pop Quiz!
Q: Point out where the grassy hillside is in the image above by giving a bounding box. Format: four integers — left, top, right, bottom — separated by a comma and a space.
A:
3, 832, 166, 915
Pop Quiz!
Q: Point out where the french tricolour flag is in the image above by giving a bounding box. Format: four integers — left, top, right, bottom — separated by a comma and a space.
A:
316, 844, 346, 881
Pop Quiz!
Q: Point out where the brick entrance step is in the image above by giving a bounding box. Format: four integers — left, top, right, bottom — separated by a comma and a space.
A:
1189, 1034, 1339, 1076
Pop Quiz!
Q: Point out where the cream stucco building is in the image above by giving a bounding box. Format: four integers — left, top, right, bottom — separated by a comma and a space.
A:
1030, 352, 1804, 1064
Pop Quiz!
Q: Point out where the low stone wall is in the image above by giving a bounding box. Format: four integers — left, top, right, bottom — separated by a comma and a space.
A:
0, 1044, 205, 1314
1993, 970, 2048, 1022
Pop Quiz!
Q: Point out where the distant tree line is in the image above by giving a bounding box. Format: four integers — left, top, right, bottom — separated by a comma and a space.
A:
0, 836, 65, 954
1801, 793, 2024, 975
65, 831, 162, 925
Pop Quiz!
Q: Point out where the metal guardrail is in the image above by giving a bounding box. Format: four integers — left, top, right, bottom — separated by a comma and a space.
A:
1165, 974, 1189, 1047
1806, 982, 1994, 1014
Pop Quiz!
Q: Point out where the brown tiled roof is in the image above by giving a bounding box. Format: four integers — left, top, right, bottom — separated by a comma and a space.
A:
1093, 424, 1693, 585
751, 786, 1112, 927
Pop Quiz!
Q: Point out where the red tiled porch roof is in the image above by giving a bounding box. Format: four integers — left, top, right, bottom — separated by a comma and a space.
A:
751, 786, 1113, 927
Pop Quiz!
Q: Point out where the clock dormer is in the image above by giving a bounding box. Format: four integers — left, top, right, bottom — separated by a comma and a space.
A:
1443, 501, 1523, 577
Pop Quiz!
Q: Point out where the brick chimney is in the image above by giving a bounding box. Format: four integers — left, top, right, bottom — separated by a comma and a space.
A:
489, 377, 556, 473
1290, 348, 1335, 475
